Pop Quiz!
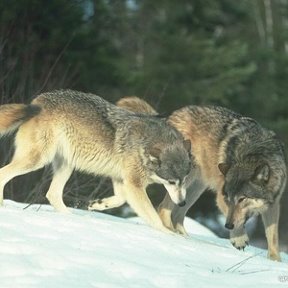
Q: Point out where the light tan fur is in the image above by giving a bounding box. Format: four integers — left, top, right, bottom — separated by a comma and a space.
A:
116, 97, 158, 116
0, 90, 192, 234
0, 104, 39, 134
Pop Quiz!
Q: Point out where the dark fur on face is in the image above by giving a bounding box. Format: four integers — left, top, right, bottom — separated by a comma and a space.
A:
220, 151, 285, 228
154, 142, 192, 185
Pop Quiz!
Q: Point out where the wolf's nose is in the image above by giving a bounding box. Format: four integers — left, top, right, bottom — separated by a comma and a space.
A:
225, 222, 234, 230
178, 200, 186, 207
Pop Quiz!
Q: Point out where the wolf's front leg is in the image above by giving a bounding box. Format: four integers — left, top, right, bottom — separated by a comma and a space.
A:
158, 193, 176, 232
216, 190, 249, 250
261, 202, 281, 261
88, 180, 126, 211
123, 179, 173, 234
161, 181, 205, 235
88, 196, 125, 211
230, 227, 249, 250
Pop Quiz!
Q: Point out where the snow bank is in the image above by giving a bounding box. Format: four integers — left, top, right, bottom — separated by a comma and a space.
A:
0, 200, 287, 288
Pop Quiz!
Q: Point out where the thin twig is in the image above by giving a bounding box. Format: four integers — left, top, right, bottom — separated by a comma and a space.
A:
225, 252, 263, 273
36, 35, 74, 94
240, 269, 270, 275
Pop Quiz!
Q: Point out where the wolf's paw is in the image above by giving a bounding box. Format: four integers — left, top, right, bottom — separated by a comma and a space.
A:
88, 199, 108, 211
158, 226, 176, 235
230, 233, 249, 251
268, 252, 281, 262
174, 223, 189, 237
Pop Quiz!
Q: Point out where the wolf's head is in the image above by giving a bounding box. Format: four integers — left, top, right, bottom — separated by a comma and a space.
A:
218, 152, 286, 230
149, 139, 193, 207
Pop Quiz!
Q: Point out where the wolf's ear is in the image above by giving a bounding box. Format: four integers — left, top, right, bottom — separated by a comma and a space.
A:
148, 147, 161, 164
254, 163, 270, 183
183, 139, 191, 153
218, 163, 230, 176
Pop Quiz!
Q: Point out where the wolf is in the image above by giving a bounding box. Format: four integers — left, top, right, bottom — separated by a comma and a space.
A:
0, 90, 193, 233
117, 97, 287, 261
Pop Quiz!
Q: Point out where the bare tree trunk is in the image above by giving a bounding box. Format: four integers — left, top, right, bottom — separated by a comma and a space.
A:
253, 0, 266, 46
263, 0, 274, 50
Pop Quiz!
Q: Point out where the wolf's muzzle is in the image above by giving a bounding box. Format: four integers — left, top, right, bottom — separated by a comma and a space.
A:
225, 222, 234, 230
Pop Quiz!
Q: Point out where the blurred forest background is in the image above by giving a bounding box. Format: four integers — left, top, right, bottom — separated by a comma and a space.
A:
0, 0, 288, 249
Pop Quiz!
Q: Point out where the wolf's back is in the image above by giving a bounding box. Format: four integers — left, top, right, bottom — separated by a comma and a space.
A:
116, 97, 158, 115
0, 103, 41, 135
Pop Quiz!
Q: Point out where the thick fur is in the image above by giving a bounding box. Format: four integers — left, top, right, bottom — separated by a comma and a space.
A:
117, 97, 287, 261
0, 90, 193, 233
116, 96, 158, 116
0, 104, 41, 134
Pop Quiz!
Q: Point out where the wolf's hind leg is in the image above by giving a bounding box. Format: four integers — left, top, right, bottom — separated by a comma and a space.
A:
261, 202, 281, 261
46, 161, 73, 213
88, 180, 126, 211
0, 145, 46, 205
0, 159, 44, 205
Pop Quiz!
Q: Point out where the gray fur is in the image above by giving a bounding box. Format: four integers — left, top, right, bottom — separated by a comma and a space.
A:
171, 105, 287, 261
117, 97, 287, 261
0, 90, 193, 234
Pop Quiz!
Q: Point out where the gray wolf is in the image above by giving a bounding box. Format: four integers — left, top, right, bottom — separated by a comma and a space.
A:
117, 96, 287, 261
0, 90, 192, 233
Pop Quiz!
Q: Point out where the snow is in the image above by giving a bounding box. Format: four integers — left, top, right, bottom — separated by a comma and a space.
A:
0, 200, 287, 288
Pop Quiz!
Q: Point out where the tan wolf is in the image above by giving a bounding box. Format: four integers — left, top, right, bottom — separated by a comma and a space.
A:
117, 96, 287, 261
0, 90, 193, 233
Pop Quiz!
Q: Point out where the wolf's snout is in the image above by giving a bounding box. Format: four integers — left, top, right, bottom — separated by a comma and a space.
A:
225, 222, 234, 230
164, 184, 187, 207
178, 200, 186, 207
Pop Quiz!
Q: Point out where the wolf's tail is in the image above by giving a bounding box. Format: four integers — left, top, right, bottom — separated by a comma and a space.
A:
116, 96, 158, 115
0, 103, 41, 135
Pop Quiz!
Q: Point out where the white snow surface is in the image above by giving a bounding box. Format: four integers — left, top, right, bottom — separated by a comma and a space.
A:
0, 200, 287, 288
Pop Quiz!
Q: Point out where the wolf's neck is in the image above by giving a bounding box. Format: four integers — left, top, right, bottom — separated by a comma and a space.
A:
218, 117, 263, 165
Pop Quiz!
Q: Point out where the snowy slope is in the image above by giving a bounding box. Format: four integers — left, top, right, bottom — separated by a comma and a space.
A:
0, 200, 287, 288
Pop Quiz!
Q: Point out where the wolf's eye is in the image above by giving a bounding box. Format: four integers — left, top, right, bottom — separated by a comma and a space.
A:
168, 180, 176, 185
238, 197, 246, 203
